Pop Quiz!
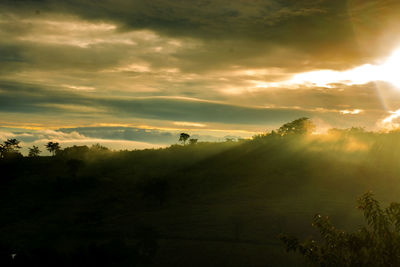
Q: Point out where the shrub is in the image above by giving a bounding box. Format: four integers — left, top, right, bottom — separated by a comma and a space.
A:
280, 192, 400, 266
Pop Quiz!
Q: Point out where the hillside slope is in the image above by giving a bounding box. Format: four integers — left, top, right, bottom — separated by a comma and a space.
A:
1, 132, 400, 266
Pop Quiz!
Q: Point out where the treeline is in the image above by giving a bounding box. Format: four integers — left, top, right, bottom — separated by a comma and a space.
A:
0, 140, 108, 159
0, 128, 235, 160
0, 117, 315, 159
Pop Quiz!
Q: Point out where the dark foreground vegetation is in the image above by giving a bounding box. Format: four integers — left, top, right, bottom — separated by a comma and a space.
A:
2, 118, 400, 266
281, 192, 400, 266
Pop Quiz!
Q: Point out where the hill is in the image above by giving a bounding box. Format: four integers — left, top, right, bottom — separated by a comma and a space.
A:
1, 127, 400, 266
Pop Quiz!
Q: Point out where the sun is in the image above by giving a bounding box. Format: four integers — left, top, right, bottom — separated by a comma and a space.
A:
287, 47, 400, 88
380, 48, 400, 87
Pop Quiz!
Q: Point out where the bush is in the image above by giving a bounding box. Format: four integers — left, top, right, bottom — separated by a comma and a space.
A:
280, 192, 400, 266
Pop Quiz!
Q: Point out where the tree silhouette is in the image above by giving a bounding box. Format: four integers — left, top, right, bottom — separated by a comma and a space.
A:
28, 145, 41, 157
179, 133, 190, 145
0, 139, 21, 158
280, 192, 400, 266
189, 138, 198, 145
4, 139, 21, 150
0, 144, 7, 158
46, 142, 61, 156
90, 143, 109, 152
277, 117, 315, 136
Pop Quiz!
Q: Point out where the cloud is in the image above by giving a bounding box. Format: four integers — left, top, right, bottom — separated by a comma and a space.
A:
0, 80, 311, 126
379, 109, 400, 131
1, 0, 400, 137
58, 126, 177, 144
2, 0, 400, 72
173, 122, 206, 127
0, 80, 397, 130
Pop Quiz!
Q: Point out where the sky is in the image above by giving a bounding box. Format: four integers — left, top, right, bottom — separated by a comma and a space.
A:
2, 0, 400, 151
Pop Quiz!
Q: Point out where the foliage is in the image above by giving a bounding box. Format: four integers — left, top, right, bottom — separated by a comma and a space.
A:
189, 138, 198, 145
90, 143, 110, 152
0, 145, 5, 158
179, 133, 190, 145
59, 145, 90, 159
46, 141, 61, 156
28, 145, 41, 157
280, 192, 400, 266
0, 139, 22, 159
277, 117, 316, 136
4, 139, 21, 150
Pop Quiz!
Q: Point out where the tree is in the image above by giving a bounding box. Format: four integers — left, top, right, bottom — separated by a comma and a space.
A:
46, 142, 61, 156
179, 133, 190, 145
59, 145, 89, 159
0, 139, 22, 158
4, 139, 21, 150
189, 139, 198, 145
277, 117, 315, 136
280, 192, 400, 266
90, 143, 109, 152
0, 144, 7, 158
28, 145, 41, 157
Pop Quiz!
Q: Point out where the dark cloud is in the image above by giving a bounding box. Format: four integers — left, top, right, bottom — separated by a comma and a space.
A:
0, 81, 92, 113
1, 0, 328, 39
101, 97, 312, 125
0, 81, 312, 126
2, 0, 400, 70
0, 80, 388, 129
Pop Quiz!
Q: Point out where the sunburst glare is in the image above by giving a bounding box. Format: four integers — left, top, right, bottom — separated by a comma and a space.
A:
290, 47, 400, 88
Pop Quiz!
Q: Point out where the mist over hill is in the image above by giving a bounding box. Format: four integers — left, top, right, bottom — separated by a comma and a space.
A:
2, 119, 400, 266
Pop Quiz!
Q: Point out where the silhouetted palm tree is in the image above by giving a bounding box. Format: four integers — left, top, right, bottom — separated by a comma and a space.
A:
46, 142, 61, 156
